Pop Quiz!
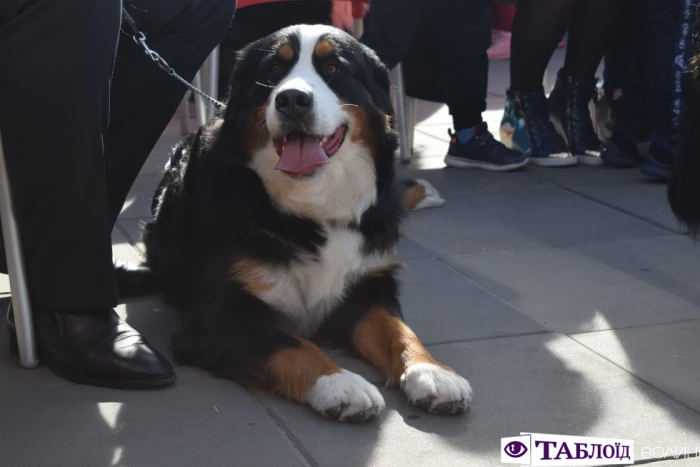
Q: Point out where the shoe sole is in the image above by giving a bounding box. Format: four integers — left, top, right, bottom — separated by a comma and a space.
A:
530, 155, 578, 167
576, 154, 604, 166
45, 355, 177, 390
9, 329, 177, 390
444, 155, 530, 171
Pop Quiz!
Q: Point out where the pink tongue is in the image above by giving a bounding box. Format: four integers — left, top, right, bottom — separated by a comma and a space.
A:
275, 135, 330, 176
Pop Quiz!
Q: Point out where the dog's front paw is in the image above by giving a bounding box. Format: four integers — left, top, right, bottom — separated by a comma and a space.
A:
307, 370, 385, 422
400, 362, 472, 415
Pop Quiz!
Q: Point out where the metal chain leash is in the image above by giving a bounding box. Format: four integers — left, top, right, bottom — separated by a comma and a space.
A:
122, 8, 227, 110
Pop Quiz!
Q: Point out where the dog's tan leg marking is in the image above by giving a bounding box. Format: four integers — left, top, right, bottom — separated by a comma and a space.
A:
353, 307, 472, 414
267, 340, 385, 422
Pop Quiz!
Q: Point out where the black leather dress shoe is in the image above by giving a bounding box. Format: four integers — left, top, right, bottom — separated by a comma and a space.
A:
8, 306, 175, 389
114, 259, 160, 297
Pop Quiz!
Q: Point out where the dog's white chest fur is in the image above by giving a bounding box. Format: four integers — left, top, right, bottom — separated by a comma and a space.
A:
256, 226, 394, 336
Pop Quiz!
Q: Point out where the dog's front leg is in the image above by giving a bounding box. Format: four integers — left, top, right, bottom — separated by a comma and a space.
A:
184, 279, 386, 423
353, 306, 472, 414
333, 274, 473, 414
266, 337, 385, 422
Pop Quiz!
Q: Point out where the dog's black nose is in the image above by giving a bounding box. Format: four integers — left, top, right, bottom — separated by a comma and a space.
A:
275, 89, 313, 117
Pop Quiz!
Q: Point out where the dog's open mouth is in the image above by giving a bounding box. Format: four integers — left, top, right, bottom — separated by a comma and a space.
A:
273, 125, 348, 177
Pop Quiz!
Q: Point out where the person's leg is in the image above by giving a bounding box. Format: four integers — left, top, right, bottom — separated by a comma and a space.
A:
360, 0, 427, 69
548, 0, 624, 166
599, 0, 651, 167
434, 0, 528, 171
510, 0, 575, 92
493, 1, 516, 32
0, 0, 175, 388
502, 0, 575, 166
107, 0, 236, 227
641, 0, 697, 180
0, 0, 120, 312
487, 1, 516, 60
564, 0, 625, 79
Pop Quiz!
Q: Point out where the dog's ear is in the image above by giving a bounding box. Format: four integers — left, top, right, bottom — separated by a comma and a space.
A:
222, 48, 252, 128
360, 43, 394, 117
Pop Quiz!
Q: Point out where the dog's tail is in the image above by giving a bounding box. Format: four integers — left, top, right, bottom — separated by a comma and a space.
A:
399, 179, 445, 211
669, 18, 700, 236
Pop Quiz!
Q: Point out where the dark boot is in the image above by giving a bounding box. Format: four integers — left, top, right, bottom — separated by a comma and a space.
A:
549, 69, 604, 166
8, 306, 175, 389
501, 88, 576, 167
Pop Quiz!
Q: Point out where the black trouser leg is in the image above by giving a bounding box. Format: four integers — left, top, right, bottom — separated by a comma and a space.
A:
0, 0, 234, 312
361, 0, 426, 70
0, 0, 122, 312
645, 0, 697, 136
428, 0, 490, 129
362, 0, 489, 130
106, 0, 236, 227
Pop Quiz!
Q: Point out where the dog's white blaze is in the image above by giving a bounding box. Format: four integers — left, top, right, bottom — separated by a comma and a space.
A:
251, 25, 377, 222
266, 25, 345, 139
256, 25, 377, 222
253, 226, 396, 336
249, 25, 392, 334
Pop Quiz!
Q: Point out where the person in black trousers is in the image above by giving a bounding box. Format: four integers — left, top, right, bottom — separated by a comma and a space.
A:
0, 0, 235, 388
361, 0, 530, 172
603, 0, 697, 178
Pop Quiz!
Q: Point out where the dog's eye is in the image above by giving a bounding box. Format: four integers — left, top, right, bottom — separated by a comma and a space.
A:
270, 64, 282, 75
325, 64, 340, 75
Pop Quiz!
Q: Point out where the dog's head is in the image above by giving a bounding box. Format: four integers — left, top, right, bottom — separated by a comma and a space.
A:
222, 25, 397, 222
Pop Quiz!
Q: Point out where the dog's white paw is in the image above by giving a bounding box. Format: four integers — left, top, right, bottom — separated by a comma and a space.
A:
307, 370, 386, 422
400, 362, 472, 414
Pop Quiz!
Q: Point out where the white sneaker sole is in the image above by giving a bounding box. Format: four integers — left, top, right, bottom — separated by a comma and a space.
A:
444, 155, 530, 172
530, 155, 578, 167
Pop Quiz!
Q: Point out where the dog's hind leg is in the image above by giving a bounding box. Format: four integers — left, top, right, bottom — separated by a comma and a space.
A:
400, 179, 445, 211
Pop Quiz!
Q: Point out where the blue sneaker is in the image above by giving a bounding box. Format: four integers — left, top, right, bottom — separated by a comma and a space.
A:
500, 89, 576, 167
444, 122, 529, 171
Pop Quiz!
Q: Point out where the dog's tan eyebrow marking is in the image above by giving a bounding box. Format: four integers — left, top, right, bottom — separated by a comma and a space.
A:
276, 42, 295, 61
314, 39, 338, 58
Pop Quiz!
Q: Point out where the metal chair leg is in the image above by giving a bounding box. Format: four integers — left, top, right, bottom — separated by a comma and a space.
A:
178, 95, 191, 136
394, 64, 411, 163
0, 132, 38, 369
405, 95, 416, 152
206, 46, 220, 121
192, 71, 207, 128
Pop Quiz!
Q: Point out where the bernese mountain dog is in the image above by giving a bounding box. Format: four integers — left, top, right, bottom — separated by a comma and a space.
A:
144, 25, 470, 422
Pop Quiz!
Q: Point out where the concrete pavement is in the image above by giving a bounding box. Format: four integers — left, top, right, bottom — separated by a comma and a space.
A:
3, 49, 700, 467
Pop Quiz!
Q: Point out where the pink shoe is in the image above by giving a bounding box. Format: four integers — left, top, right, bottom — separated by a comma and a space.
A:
557, 39, 565, 48
487, 30, 511, 61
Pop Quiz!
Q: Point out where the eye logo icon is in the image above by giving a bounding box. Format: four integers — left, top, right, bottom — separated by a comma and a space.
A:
504, 441, 528, 458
